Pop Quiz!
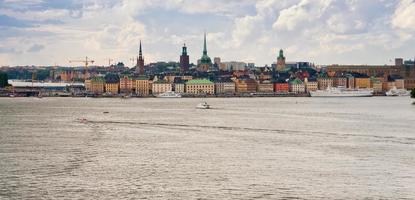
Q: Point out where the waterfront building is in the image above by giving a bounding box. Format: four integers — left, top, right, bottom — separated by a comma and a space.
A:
333, 77, 348, 87
304, 78, 318, 92
347, 75, 355, 89
186, 79, 214, 95
289, 78, 305, 93
134, 76, 150, 96
404, 79, 415, 89
257, 80, 274, 93
235, 78, 257, 93
174, 83, 185, 94
152, 80, 172, 95
355, 77, 371, 89
274, 82, 289, 93
326, 64, 402, 78
276, 49, 286, 71
197, 33, 212, 72
317, 77, 334, 90
136, 41, 145, 75
105, 82, 119, 94
173, 78, 186, 94
85, 77, 105, 94
370, 77, 383, 93
119, 75, 133, 94
215, 81, 236, 94
180, 44, 190, 73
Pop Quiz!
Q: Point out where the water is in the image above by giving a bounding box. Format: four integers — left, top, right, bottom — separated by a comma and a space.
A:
0, 97, 414, 199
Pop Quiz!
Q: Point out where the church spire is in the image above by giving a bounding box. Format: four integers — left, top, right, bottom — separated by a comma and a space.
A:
203, 32, 207, 56
139, 40, 143, 57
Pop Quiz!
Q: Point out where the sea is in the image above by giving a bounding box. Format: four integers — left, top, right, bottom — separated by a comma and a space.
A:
0, 97, 414, 199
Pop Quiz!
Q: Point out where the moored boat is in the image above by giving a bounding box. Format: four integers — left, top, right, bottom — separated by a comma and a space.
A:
196, 102, 210, 109
157, 91, 182, 98
310, 86, 373, 97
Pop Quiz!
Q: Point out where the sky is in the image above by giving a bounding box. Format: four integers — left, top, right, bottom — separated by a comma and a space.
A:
0, 0, 414, 67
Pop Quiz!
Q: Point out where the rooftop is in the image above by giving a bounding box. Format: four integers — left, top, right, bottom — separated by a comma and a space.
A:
186, 79, 213, 85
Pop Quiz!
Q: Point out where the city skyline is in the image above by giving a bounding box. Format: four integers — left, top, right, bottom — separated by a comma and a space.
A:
0, 0, 415, 66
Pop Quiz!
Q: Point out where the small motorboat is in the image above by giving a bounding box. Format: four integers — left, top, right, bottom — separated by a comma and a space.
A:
196, 102, 210, 109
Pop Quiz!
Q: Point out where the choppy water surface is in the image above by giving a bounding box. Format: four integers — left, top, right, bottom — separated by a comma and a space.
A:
1, 97, 414, 199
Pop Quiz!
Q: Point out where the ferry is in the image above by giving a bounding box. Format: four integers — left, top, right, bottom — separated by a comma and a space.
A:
157, 91, 182, 98
310, 86, 373, 97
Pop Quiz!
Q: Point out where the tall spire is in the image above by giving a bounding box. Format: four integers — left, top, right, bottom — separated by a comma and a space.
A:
139, 40, 142, 56
203, 32, 207, 55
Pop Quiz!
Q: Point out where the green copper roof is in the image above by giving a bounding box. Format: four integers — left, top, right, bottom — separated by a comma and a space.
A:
134, 75, 149, 80
200, 32, 212, 64
186, 79, 213, 85
90, 76, 105, 82
289, 78, 303, 85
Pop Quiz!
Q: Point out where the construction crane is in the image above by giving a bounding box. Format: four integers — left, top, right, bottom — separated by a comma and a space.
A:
69, 56, 95, 71
107, 58, 114, 66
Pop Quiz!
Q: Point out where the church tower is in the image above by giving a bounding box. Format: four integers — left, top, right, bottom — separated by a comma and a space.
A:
136, 41, 145, 75
197, 32, 212, 72
276, 49, 286, 71
180, 43, 190, 73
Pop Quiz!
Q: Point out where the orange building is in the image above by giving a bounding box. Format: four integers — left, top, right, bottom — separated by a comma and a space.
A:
235, 78, 257, 93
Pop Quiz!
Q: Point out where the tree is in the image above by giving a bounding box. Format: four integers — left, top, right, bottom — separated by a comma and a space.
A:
411, 88, 415, 99
0, 72, 9, 88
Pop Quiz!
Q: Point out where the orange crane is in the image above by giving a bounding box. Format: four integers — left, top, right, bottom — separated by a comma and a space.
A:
69, 56, 95, 71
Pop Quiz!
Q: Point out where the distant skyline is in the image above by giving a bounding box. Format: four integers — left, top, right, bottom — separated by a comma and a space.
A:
0, 0, 414, 66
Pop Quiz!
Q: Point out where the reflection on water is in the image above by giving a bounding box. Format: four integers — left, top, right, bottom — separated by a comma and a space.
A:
1, 97, 414, 199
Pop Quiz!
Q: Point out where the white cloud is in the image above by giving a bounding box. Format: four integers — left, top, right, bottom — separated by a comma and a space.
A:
392, 0, 415, 30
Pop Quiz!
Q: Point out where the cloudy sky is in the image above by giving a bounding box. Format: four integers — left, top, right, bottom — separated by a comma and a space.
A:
0, 0, 414, 67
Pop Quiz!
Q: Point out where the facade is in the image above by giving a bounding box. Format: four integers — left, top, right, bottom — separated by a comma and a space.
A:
235, 78, 257, 93
174, 83, 185, 93
276, 49, 286, 71
257, 81, 274, 93
326, 65, 402, 78
186, 79, 215, 95
215, 82, 236, 94
197, 33, 212, 72
134, 76, 150, 96
119, 75, 133, 94
404, 79, 415, 89
220, 62, 247, 71
304, 79, 318, 92
180, 44, 190, 73
105, 83, 119, 94
274, 83, 289, 93
152, 80, 172, 95
333, 77, 348, 87
85, 77, 105, 94
355, 78, 371, 89
289, 78, 305, 93
136, 41, 145, 75
317, 78, 334, 90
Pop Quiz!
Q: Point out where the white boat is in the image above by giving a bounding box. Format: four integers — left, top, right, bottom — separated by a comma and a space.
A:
196, 102, 210, 109
157, 91, 182, 98
386, 87, 410, 96
310, 86, 373, 97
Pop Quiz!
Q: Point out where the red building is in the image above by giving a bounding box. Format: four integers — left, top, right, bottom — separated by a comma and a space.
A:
274, 82, 289, 92
180, 44, 189, 73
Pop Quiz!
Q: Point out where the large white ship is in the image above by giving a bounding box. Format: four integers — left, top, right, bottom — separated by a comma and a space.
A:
310, 86, 373, 97
385, 87, 410, 96
157, 91, 182, 98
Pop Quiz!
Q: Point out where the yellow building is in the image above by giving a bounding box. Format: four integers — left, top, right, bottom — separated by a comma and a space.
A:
85, 77, 105, 94
317, 78, 333, 90
152, 80, 172, 95
289, 78, 305, 93
355, 78, 371, 89
305, 78, 318, 92
119, 75, 133, 94
134, 76, 150, 96
186, 79, 215, 94
257, 81, 274, 93
105, 83, 119, 94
